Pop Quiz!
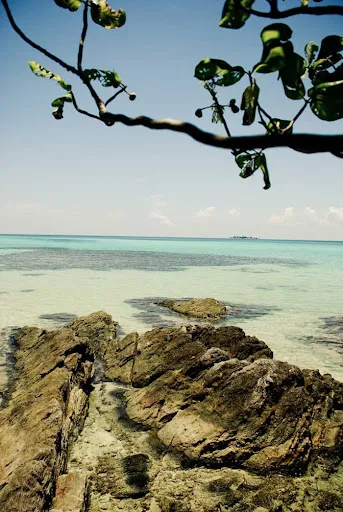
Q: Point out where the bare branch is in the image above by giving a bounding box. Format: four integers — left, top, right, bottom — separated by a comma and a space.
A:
1, 0, 78, 76
105, 86, 127, 106
71, 92, 101, 121
77, 1, 89, 73
292, 100, 309, 125
100, 112, 343, 155
251, 5, 343, 19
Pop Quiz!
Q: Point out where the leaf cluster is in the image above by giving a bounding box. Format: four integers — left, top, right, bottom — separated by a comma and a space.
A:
54, 0, 125, 29
194, 16, 343, 188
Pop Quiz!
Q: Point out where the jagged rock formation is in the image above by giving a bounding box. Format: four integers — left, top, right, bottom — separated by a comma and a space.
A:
158, 298, 227, 319
0, 313, 343, 511
0, 311, 116, 512
105, 324, 343, 475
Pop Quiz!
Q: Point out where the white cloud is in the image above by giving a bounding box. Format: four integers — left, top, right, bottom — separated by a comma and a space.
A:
149, 211, 173, 226
228, 208, 240, 217
194, 206, 216, 218
304, 206, 316, 217
148, 195, 173, 226
327, 206, 343, 224
268, 205, 343, 229
268, 206, 295, 225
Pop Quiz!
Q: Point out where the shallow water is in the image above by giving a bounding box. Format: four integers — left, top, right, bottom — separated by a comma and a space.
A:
0, 235, 342, 384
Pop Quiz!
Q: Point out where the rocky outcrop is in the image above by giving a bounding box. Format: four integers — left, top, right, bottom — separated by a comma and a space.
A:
158, 298, 227, 319
0, 311, 116, 512
104, 324, 343, 478
104, 324, 273, 385
1, 313, 343, 512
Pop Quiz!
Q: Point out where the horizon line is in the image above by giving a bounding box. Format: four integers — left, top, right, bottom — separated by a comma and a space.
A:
0, 233, 342, 243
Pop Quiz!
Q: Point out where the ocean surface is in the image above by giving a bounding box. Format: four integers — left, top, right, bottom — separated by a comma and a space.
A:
0, 234, 342, 393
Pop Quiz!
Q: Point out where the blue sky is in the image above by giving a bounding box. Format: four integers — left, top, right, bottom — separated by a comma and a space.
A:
0, 0, 342, 239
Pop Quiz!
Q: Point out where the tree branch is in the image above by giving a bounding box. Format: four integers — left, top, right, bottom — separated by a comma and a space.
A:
251, 5, 343, 19
77, 1, 89, 73
100, 112, 343, 156
1, 0, 78, 76
105, 86, 127, 106
71, 92, 101, 121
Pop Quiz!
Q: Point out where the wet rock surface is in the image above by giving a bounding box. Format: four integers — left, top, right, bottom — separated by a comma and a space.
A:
0, 312, 342, 511
158, 298, 227, 319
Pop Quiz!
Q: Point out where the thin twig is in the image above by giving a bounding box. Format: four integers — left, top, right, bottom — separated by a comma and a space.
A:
77, 1, 89, 73
1, 0, 78, 76
292, 100, 309, 124
105, 86, 127, 106
257, 107, 269, 130
209, 86, 231, 138
71, 92, 101, 121
250, 5, 343, 19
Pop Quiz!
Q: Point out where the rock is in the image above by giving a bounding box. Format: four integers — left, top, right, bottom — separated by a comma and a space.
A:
159, 298, 227, 319
104, 324, 272, 388
0, 311, 117, 512
98, 324, 343, 477
67, 311, 118, 359
91, 453, 150, 499
1, 312, 343, 511
51, 471, 89, 512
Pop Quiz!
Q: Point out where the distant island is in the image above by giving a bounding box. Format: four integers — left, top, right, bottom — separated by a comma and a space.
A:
230, 236, 260, 239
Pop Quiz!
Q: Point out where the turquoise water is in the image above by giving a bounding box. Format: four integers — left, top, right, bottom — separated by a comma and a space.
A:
0, 235, 342, 388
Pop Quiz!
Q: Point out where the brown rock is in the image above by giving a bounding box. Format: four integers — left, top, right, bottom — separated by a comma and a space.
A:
0, 311, 117, 512
105, 324, 272, 388
110, 326, 343, 476
159, 298, 227, 319
67, 310, 118, 359
51, 471, 89, 512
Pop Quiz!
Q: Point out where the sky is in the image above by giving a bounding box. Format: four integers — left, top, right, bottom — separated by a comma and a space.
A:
0, 0, 342, 240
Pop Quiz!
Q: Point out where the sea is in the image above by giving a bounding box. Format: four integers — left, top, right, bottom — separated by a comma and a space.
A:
0, 234, 342, 394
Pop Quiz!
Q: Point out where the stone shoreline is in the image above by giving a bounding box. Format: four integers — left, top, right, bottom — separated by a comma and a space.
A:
0, 311, 342, 511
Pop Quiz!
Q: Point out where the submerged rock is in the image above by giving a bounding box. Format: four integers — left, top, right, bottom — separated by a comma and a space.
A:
158, 298, 227, 319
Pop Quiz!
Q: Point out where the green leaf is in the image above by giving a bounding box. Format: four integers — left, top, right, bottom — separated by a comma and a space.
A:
301, 0, 309, 6
83, 69, 102, 81
260, 24, 293, 46
309, 54, 343, 86
305, 41, 318, 65
240, 82, 260, 125
266, 118, 293, 135
220, 0, 256, 30
318, 35, 343, 59
260, 154, 271, 190
236, 152, 260, 177
236, 152, 270, 189
28, 61, 71, 91
90, 0, 126, 29
101, 70, 122, 87
254, 24, 293, 74
51, 93, 72, 107
313, 53, 342, 71
194, 58, 244, 86
309, 80, 343, 121
279, 53, 306, 100
54, 0, 82, 11
217, 66, 245, 86
235, 153, 252, 170
84, 68, 122, 87
51, 92, 72, 120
